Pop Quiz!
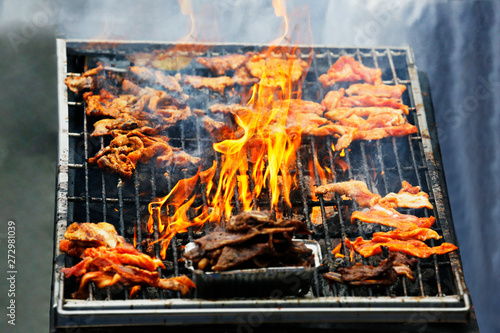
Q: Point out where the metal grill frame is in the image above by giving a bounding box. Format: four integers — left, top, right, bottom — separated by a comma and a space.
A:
51, 39, 471, 330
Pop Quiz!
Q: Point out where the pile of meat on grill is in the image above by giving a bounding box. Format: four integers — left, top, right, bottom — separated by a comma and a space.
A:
316, 179, 457, 285
64, 52, 417, 180
59, 222, 195, 299
182, 211, 314, 272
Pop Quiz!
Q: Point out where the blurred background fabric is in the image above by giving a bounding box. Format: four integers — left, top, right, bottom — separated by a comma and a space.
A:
0, 1, 498, 332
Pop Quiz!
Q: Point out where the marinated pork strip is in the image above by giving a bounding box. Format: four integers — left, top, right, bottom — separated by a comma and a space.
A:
379, 180, 433, 210
345, 236, 458, 258
183, 75, 234, 94
129, 66, 184, 94
321, 89, 345, 110
314, 180, 382, 208
324, 106, 405, 122
64, 64, 104, 93
281, 99, 326, 116
89, 134, 145, 180
339, 111, 406, 130
245, 54, 309, 87
351, 204, 436, 231
232, 66, 260, 86
372, 228, 441, 242
61, 222, 129, 250
201, 115, 234, 140
339, 95, 409, 114
318, 55, 382, 86
196, 53, 253, 76
154, 70, 183, 93
62, 246, 165, 276
71, 257, 195, 299
345, 83, 407, 99
352, 123, 418, 141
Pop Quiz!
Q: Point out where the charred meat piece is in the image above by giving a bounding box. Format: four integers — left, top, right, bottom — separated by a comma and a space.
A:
345, 83, 407, 99
318, 55, 382, 86
196, 53, 253, 76
323, 252, 415, 286
183, 211, 313, 272
183, 75, 234, 95
211, 242, 271, 271
324, 254, 397, 286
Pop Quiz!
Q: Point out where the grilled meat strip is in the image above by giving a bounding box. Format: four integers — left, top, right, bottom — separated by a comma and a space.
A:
315, 180, 382, 207
351, 204, 436, 231
70, 257, 195, 299
64, 64, 104, 93
318, 55, 382, 86
378, 180, 433, 209
345, 236, 458, 259
245, 54, 309, 87
324, 106, 405, 122
345, 83, 407, 99
60, 222, 195, 299
196, 53, 253, 76
183, 75, 234, 94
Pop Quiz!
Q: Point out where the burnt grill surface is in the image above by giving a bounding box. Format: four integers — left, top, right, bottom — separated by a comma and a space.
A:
51, 40, 470, 329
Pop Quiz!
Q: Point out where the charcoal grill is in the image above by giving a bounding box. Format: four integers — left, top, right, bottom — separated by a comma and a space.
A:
51, 39, 471, 331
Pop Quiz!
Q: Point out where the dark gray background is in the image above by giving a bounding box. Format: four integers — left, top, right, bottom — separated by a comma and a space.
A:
0, 1, 498, 332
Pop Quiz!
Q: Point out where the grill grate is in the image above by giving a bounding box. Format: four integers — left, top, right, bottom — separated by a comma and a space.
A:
51, 40, 470, 329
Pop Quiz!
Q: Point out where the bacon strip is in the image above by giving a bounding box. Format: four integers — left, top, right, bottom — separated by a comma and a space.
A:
351, 204, 435, 231
318, 55, 382, 86
345, 236, 457, 258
